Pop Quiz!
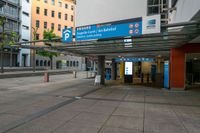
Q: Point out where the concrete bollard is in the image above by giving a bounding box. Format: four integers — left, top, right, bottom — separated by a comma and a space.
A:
44, 72, 49, 82
73, 71, 77, 78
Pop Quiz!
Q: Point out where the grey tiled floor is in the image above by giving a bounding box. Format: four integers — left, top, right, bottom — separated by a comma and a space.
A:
0, 77, 200, 133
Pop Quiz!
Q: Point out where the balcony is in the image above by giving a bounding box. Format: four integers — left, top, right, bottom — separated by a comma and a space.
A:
7, 0, 19, 5
0, 7, 19, 20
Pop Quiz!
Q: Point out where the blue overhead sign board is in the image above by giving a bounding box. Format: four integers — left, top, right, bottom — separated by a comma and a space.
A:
62, 15, 160, 42
62, 28, 73, 43
115, 58, 154, 62
75, 18, 142, 41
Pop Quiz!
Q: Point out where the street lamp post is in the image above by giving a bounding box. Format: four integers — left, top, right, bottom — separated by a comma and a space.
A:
0, 23, 4, 73
0, 17, 5, 73
32, 27, 38, 72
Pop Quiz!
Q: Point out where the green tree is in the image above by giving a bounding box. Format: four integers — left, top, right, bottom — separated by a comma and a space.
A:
0, 17, 19, 73
37, 29, 59, 70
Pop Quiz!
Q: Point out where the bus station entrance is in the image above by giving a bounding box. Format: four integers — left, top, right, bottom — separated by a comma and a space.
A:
16, 16, 200, 90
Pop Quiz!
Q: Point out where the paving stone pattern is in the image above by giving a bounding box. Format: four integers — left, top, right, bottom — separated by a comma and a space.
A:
0, 74, 200, 133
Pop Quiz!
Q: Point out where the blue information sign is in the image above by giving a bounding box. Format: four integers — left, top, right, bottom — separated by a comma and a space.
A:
115, 58, 154, 62
164, 61, 169, 89
62, 28, 73, 43
76, 18, 142, 41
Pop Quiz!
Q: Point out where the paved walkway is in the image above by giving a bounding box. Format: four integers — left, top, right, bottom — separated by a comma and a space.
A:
0, 75, 200, 133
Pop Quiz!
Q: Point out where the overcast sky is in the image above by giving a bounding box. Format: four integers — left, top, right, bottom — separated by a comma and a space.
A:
75, 0, 147, 26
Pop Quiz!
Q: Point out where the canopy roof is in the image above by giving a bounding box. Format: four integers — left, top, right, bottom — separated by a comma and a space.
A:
15, 21, 200, 59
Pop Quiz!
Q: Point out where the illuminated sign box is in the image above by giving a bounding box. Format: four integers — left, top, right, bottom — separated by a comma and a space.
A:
125, 62, 133, 75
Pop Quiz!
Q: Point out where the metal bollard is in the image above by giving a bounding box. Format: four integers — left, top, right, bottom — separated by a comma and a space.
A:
44, 72, 49, 82
73, 71, 77, 78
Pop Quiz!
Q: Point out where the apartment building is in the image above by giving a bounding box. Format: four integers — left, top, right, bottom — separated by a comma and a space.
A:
0, 0, 21, 67
19, 0, 32, 67
31, 0, 85, 70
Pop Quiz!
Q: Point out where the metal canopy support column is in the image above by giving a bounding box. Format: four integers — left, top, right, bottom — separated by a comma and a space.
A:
97, 56, 105, 85
111, 59, 117, 80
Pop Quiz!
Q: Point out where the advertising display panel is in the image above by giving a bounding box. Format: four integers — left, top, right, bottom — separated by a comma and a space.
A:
125, 62, 133, 75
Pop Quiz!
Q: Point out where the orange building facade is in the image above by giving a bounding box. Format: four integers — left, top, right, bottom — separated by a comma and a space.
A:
31, 0, 75, 40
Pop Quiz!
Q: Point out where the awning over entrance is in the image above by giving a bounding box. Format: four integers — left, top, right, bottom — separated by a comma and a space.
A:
15, 21, 200, 58
46, 21, 200, 58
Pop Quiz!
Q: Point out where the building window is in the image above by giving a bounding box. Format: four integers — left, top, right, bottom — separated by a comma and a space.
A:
40, 60, 43, 66
36, 7, 40, 14
44, 0, 48, 3
51, 23, 54, 30
22, 39, 29, 42
22, 25, 29, 30
48, 61, 50, 66
70, 61, 72, 67
44, 9, 48, 16
71, 15, 73, 21
73, 61, 75, 67
36, 60, 39, 66
44, 22, 47, 29
71, 5, 74, 10
147, 0, 168, 24
22, 11, 29, 16
58, 12, 61, 19
51, 10, 55, 17
36, 34, 40, 40
67, 61, 69, 66
36, 20, 40, 28
51, 0, 55, 5
44, 60, 47, 66
58, 24, 61, 31
76, 61, 79, 67
65, 4, 68, 9
58, 1, 62, 7
65, 14, 68, 20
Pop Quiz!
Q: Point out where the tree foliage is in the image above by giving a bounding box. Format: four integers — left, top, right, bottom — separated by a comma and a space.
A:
43, 29, 58, 40
37, 29, 59, 59
0, 17, 19, 48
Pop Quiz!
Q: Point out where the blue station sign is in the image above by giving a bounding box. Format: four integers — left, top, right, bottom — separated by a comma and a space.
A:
75, 18, 142, 41
115, 58, 154, 62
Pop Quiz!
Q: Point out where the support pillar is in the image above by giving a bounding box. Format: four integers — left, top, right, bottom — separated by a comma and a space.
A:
119, 62, 124, 80
170, 48, 185, 90
111, 59, 117, 80
157, 57, 161, 73
97, 56, 105, 85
